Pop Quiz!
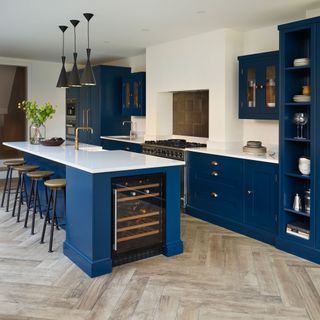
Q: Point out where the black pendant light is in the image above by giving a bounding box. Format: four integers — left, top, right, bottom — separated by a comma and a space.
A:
81, 13, 96, 86
68, 19, 81, 87
56, 25, 68, 88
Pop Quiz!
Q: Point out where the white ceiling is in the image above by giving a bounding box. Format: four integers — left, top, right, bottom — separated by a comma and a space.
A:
1, 0, 319, 63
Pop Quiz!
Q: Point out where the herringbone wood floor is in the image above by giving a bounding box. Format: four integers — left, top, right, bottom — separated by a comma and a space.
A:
0, 187, 320, 319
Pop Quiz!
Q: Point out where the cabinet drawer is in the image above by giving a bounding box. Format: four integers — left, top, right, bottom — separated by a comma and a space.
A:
188, 180, 243, 222
188, 152, 244, 186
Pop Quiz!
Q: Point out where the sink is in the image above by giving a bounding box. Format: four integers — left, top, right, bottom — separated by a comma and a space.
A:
108, 135, 136, 141
79, 146, 105, 152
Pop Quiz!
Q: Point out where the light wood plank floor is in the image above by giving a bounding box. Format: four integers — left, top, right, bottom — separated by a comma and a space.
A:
0, 187, 320, 319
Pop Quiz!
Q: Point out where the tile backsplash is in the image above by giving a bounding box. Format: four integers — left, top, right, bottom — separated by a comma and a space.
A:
173, 90, 209, 138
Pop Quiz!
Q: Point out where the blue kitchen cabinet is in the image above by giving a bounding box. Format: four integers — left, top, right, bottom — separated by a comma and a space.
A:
244, 160, 278, 236
187, 151, 278, 244
67, 65, 132, 146
238, 51, 279, 120
187, 152, 245, 224
101, 139, 142, 153
122, 72, 146, 116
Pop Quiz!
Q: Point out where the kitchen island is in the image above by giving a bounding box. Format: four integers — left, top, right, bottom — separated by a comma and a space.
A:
3, 141, 184, 277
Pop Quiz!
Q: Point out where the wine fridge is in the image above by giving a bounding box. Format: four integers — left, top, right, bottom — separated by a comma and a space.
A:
112, 173, 166, 266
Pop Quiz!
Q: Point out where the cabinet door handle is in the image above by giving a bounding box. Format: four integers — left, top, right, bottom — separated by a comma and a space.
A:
211, 192, 218, 198
247, 190, 253, 195
211, 171, 219, 176
82, 110, 85, 126
125, 147, 130, 151
211, 161, 218, 166
113, 190, 118, 251
258, 84, 264, 89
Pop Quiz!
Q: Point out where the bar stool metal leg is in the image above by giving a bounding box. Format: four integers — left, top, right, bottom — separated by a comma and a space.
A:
1, 167, 10, 208
16, 173, 25, 222
6, 168, 13, 212
24, 179, 35, 228
12, 173, 21, 217
31, 179, 39, 234
49, 190, 58, 252
41, 189, 53, 244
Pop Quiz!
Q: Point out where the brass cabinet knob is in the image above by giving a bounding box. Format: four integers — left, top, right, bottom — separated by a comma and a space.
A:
211, 192, 218, 198
211, 161, 218, 166
211, 171, 219, 176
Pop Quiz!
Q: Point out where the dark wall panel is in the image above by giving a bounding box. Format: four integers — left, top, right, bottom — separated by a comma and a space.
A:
0, 66, 26, 159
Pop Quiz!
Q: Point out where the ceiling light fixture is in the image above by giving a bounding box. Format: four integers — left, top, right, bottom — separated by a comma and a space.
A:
80, 13, 96, 86
56, 25, 68, 88
68, 19, 81, 87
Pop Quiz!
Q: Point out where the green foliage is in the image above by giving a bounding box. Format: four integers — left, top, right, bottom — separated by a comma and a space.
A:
18, 100, 56, 126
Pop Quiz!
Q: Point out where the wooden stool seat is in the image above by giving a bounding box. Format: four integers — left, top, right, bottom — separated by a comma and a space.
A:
27, 171, 54, 179
44, 179, 66, 189
13, 165, 39, 172
4, 160, 25, 167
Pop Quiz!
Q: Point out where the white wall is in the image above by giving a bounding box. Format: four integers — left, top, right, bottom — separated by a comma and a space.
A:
0, 57, 66, 140
145, 29, 244, 147
107, 54, 146, 136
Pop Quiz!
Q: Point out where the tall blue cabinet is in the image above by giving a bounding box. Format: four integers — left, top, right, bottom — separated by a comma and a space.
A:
277, 17, 320, 263
67, 65, 132, 145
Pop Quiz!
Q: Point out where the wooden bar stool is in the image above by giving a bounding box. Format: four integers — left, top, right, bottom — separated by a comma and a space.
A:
25, 170, 54, 234
1, 160, 25, 212
12, 165, 39, 220
41, 179, 66, 252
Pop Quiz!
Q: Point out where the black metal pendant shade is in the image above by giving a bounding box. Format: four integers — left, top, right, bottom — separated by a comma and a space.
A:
68, 19, 81, 87
57, 14, 95, 88
81, 48, 96, 85
56, 25, 68, 88
81, 13, 96, 86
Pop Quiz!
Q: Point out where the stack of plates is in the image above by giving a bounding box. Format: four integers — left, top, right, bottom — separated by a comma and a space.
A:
293, 95, 311, 102
293, 58, 310, 67
243, 141, 267, 155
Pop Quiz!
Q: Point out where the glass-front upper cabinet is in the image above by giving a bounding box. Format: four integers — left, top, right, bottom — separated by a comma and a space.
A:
238, 51, 279, 120
122, 72, 146, 116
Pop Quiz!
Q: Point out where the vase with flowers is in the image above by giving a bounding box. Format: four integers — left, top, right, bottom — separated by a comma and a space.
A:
18, 100, 56, 144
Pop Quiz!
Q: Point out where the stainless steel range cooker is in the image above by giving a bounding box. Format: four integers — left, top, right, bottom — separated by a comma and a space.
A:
142, 139, 206, 161
142, 139, 207, 207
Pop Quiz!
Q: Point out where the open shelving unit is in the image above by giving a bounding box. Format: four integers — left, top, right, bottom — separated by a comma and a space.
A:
278, 17, 320, 259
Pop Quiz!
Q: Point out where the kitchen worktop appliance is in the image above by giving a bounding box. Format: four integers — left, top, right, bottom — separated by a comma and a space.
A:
142, 139, 206, 161
142, 139, 207, 206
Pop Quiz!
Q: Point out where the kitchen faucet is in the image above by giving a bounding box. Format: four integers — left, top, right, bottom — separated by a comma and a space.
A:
75, 127, 94, 150
122, 121, 136, 140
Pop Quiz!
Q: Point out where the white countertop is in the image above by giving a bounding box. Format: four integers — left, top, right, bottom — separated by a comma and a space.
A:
187, 147, 278, 164
100, 136, 145, 144
3, 141, 184, 174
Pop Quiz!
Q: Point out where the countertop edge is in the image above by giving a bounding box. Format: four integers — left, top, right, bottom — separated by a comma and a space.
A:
100, 136, 145, 145
186, 148, 279, 164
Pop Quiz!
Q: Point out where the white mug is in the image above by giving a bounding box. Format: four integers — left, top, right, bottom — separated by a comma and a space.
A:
298, 157, 310, 175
